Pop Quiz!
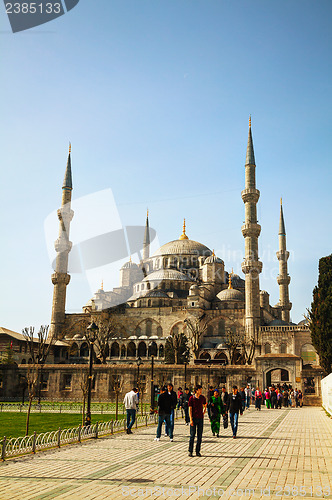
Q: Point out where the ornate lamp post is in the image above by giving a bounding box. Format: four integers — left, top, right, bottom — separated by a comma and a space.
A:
85, 321, 99, 427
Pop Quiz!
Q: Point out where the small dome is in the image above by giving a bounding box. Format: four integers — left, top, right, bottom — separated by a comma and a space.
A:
128, 335, 137, 339
204, 253, 223, 264
138, 335, 148, 340
143, 269, 194, 282
73, 334, 83, 340
190, 284, 199, 290
260, 290, 269, 295
268, 318, 289, 326
298, 318, 309, 326
217, 288, 244, 302
149, 335, 159, 340
121, 259, 138, 270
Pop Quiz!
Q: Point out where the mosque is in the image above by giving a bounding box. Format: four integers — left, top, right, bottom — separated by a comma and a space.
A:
43, 119, 322, 401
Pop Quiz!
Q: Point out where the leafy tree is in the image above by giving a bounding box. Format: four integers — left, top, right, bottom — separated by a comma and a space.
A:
308, 254, 332, 375
165, 331, 190, 364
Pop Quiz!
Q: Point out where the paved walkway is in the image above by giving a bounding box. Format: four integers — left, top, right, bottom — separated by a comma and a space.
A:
0, 407, 331, 499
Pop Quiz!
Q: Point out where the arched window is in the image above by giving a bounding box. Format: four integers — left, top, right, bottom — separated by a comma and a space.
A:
280, 343, 287, 354
135, 326, 141, 336
138, 342, 147, 357
218, 320, 225, 336
214, 352, 228, 365
80, 343, 89, 357
121, 345, 126, 357
111, 342, 120, 357
157, 326, 162, 337
148, 341, 157, 357
146, 320, 152, 336
199, 352, 211, 360
264, 343, 271, 354
207, 325, 213, 336
159, 344, 164, 358
127, 342, 136, 357
148, 300, 151, 307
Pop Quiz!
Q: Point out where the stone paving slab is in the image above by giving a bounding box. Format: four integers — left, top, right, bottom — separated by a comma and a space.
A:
0, 407, 331, 499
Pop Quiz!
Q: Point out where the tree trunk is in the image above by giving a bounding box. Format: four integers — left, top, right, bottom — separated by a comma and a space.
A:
115, 392, 119, 421
26, 396, 33, 436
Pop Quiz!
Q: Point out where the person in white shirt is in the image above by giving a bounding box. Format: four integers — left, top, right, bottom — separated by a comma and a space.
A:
123, 388, 138, 434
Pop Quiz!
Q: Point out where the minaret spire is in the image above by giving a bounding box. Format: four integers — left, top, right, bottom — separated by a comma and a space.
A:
276, 199, 292, 322
241, 118, 263, 337
142, 209, 150, 260
50, 145, 74, 339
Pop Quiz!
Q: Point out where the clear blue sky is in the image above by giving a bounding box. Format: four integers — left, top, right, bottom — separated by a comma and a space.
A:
1, 0, 331, 332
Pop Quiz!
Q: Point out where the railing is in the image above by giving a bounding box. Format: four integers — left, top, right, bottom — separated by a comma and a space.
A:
0, 402, 150, 414
1, 410, 184, 461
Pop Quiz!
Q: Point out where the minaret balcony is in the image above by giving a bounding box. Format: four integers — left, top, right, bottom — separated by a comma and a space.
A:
241, 259, 263, 274
241, 223, 261, 238
276, 250, 289, 261
51, 272, 71, 286
54, 239, 72, 253
241, 188, 260, 204
277, 275, 291, 286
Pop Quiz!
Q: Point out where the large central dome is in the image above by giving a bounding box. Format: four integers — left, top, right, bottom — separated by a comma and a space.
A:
152, 219, 212, 258
153, 239, 212, 257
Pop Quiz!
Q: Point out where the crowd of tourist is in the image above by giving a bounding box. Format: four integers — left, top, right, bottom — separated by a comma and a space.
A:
123, 381, 304, 457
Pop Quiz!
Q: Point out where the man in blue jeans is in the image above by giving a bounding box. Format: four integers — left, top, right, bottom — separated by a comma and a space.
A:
123, 387, 138, 434
154, 386, 173, 442
227, 385, 243, 438
188, 385, 207, 457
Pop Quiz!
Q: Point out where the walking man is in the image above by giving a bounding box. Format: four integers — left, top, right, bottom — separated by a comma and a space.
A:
244, 385, 251, 409
180, 387, 191, 425
165, 382, 177, 438
154, 386, 173, 441
188, 385, 207, 457
227, 385, 243, 438
123, 387, 138, 434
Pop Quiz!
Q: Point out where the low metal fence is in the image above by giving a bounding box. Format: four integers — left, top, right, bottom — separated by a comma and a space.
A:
1, 409, 183, 461
0, 402, 150, 414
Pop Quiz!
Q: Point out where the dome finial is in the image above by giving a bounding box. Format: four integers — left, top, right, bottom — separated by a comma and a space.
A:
228, 269, 233, 289
280, 197, 282, 206
249, 115, 251, 128
179, 218, 189, 240
212, 249, 215, 256
69, 142, 71, 154
147, 208, 149, 217
129, 255, 132, 263
101, 279, 103, 290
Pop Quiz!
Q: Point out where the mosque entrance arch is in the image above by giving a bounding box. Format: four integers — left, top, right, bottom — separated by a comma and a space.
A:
265, 368, 290, 388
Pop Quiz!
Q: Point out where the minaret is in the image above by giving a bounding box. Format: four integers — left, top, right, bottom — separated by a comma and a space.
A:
241, 117, 263, 337
50, 145, 74, 339
142, 209, 150, 260
276, 199, 292, 322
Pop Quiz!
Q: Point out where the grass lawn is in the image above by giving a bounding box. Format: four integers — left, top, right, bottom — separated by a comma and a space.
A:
0, 412, 125, 439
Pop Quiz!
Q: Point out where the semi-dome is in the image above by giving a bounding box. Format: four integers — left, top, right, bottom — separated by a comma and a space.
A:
145, 289, 170, 298
217, 288, 244, 302
143, 269, 194, 282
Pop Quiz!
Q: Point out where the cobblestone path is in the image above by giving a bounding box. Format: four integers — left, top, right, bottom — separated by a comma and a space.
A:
0, 407, 331, 499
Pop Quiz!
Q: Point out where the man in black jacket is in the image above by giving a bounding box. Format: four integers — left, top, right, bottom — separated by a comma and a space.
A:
154, 386, 173, 441
221, 386, 229, 407
166, 382, 177, 438
179, 387, 191, 424
227, 385, 243, 438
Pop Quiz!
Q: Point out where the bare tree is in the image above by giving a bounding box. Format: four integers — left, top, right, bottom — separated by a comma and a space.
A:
184, 315, 208, 360
223, 325, 256, 365
79, 368, 89, 425
111, 374, 124, 420
22, 325, 55, 435
93, 316, 118, 364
